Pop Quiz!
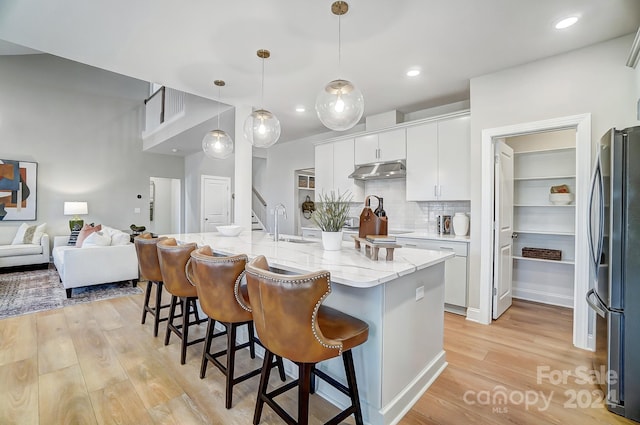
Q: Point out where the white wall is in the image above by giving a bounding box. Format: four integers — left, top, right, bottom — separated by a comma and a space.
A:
149, 177, 181, 234
264, 136, 316, 234
183, 149, 235, 233
468, 34, 640, 310
0, 54, 183, 239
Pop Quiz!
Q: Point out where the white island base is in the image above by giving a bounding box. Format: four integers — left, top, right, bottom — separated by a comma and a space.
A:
164, 231, 450, 425
318, 263, 446, 425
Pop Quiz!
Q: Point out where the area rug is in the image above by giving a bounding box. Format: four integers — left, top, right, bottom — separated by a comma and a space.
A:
0, 266, 142, 320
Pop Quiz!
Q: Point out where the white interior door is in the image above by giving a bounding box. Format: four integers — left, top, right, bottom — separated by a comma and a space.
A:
201, 175, 230, 232
493, 140, 514, 319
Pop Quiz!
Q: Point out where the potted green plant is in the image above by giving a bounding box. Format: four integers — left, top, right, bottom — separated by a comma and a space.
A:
311, 190, 352, 250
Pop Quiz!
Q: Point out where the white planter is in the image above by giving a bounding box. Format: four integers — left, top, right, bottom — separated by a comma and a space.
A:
452, 213, 469, 236
321, 231, 343, 251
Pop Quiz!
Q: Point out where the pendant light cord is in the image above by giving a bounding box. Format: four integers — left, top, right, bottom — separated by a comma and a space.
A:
217, 85, 221, 129
261, 56, 265, 110
338, 11, 342, 77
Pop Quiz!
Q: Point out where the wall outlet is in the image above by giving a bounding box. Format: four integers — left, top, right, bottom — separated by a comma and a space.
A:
415, 286, 424, 301
134, 207, 141, 214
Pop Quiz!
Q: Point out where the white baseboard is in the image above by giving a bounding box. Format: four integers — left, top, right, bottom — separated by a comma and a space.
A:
512, 288, 573, 308
465, 307, 485, 323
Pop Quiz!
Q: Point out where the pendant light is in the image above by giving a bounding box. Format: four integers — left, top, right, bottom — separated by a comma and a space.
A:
202, 80, 234, 159
315, 1, 364, 131
244, 49, 281, 148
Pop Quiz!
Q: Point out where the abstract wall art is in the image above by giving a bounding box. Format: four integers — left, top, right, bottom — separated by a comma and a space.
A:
0, 159, 37, 221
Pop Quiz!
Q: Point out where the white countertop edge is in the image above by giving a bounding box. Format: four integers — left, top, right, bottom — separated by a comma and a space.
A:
166, 231, 452, 289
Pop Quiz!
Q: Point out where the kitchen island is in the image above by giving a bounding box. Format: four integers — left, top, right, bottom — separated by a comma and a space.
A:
163, 230, 453, 425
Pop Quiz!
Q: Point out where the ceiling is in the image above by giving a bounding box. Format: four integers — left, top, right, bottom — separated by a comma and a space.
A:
0, 0, 639, 146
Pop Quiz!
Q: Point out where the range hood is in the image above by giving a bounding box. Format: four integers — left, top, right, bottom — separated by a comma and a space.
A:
348, 160, 406, 180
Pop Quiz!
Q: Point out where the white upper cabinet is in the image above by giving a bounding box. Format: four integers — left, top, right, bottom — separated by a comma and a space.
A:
314, 142, 333, 201
354, 128, 406, 165
314, 138, 364, 202
406, 122, 439, 200
406, 115, 470, 201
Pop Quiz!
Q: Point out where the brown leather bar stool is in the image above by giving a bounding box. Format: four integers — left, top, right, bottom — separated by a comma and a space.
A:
156, 238, 207, 365
134, 233, 170, 337
245, 255, 369, 425
186, 246, 285, 409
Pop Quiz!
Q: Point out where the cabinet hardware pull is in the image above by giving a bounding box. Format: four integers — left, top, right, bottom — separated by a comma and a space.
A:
406, 244, 417, 247
439, 247, 454, 250
434, 185, 438, 197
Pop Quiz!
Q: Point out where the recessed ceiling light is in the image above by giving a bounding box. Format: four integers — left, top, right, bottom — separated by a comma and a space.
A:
295, 106, 306, 112
406, 69, 421, 77
555, 16, 578, 29
171, 148, 178, 153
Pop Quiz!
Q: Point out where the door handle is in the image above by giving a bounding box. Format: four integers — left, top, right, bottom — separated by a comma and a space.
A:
512, 233, 518, 239
586, 288, 606, 318
205, 218, 209, 221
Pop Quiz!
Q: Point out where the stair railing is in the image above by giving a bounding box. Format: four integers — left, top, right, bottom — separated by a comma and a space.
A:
252, 186, 267, 231
143, 86, 185, 134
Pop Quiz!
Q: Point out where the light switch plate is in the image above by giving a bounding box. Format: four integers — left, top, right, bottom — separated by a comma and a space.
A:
134, 208, 141, 214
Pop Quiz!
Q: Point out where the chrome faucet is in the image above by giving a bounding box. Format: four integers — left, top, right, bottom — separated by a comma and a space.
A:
273, 203, 287, 241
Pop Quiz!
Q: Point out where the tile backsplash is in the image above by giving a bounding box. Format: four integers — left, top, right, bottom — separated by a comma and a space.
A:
349, 179, 470, 232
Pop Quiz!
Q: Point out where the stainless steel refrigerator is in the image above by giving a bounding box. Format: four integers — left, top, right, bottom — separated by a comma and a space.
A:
587, 125, 640, 422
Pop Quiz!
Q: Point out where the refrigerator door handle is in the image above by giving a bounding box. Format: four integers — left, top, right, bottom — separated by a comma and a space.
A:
587, 155, 604, 268
586, 288, 607, 318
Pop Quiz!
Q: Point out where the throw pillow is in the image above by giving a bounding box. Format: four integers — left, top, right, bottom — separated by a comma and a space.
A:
110, 231, 131, 246
68, 230, 80, 246
82, 231, 111, 247
76, 223, 102, 248
30, 223, 47, 244
10, 223, 46, 245
11, 223, 30, 245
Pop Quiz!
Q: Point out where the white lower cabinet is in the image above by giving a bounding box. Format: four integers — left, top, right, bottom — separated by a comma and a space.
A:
397, 238, 468, 314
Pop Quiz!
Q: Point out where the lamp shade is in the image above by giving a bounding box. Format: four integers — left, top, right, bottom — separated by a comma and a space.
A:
315, 79, 364, 131
202, 129, 234, 159
243, 109, 281, 148
63, 202, 88, 216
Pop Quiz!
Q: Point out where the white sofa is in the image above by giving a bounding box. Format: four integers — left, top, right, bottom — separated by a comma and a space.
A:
52, 230, 139, 298
0, 225, 50, 268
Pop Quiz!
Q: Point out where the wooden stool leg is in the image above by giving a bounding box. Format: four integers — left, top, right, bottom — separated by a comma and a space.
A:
248, 322, 256, 359
310, 364, 316, 394
180, 297, 190, 365
276, 356, 286, 381
298, 363, 312, 425
343, 350, 364, 425
225, 323, 238, 409
153, 281, 163, 337
200, 318, 214, 379
253, 351, 274, 425
164, 295, 178, 346
141, 279, 153, 325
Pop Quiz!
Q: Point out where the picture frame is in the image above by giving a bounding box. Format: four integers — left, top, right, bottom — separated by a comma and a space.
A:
0, 159, 37, 221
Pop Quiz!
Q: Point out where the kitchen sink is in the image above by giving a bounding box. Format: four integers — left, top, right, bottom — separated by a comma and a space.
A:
279, 238, 317, 244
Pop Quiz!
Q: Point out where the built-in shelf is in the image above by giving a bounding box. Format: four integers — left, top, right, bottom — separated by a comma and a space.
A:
514, 204, 575, 207
514, 175, 576, 181
514, 146, 576, 155
514, 229, 575, 236
513, 255, 575, 265
298, 187, 315, 191
508, 130, 577, 308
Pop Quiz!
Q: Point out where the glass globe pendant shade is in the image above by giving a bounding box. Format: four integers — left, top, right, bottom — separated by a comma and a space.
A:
243, 109, 281, 148
202, 129, 234, 159
315, 79, 364, 131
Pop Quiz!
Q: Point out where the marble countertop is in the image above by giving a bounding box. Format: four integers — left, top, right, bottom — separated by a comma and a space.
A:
162, 231, 453, 289
301, 226, 471, 243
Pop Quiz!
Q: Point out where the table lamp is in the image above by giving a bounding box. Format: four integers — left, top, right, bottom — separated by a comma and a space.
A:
63, 201, 88, 231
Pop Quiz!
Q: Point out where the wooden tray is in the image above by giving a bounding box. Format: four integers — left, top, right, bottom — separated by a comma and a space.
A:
352, 236, 400, 261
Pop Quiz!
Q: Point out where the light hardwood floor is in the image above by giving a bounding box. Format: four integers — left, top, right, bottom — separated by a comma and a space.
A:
0, 283, 635, 425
